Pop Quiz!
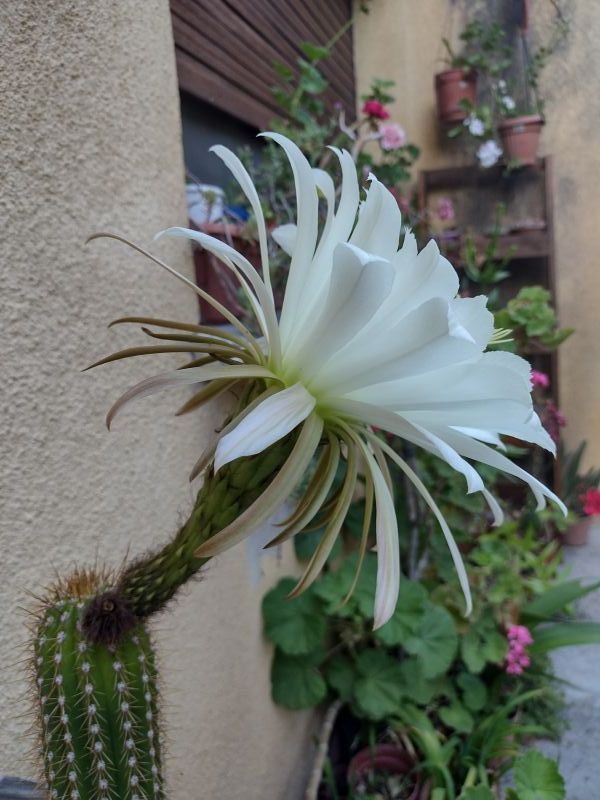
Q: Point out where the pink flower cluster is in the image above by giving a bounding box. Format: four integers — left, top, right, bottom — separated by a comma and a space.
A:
379, 122, 406, 150
362, 99, 390, 120
542, 400, 567, 445
582, 488, 600, 516
531, 370, 550, 389
506, 625, 533, 675
435, 197, 455, 222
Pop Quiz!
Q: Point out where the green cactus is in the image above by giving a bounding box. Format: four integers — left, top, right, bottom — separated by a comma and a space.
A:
32, 570, 164, 800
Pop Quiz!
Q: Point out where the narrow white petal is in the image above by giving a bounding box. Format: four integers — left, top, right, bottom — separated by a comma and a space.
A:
375, 436, 473, 616
261, 133, 319, 347
214, 383, 316, 472
271, 223, 297, 256
209, 144, 273, 300
449, 296, 494, 349
349, 175, 402, 261
354, 438, 400, 629
156, 227, 281, 366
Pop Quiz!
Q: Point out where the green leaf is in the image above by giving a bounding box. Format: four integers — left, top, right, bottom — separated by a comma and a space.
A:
314, 552, 377, 619
457, 672, 488, 711
297, 60, 327, 94
459, 789, 495, 800
400, 658, 446, 705
439, 702, 474, 733
294, 528, 342, 563
352, 649, 405, 720
272, 61, 294, 81
271, 649, 327, 709
513, 750, 565, 800
404, 606, 458, 678
375, 581, 429, 646
325, 654, 355, 701
530, 622, 600, 654
299, 41, 330, 62
523, 579, 600, 621
262, 578, 326, 655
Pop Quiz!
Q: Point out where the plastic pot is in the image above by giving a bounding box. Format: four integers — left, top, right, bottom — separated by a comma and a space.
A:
434, 68, 477, 123
498, 114, 544, 166
347, 744, 428, 799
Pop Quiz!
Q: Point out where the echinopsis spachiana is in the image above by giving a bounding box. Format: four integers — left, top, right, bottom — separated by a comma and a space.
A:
31, 570, 164, 800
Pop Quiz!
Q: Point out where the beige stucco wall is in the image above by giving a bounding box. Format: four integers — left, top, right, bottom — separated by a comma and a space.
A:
1, 2, 313, 798
354, 0, 600, 469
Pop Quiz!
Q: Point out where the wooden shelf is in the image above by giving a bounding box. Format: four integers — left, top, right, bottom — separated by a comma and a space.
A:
420, 159, 547, 192
437, 229, 550, 266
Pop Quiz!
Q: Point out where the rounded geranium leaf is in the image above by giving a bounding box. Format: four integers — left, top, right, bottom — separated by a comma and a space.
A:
404, 605, 458, 678
352, 649, 405, 720
262, 577, 326, 655
271, 650, 327, 710
513, 750, 566, 800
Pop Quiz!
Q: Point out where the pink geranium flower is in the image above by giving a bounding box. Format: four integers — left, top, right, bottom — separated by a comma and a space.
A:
506, 625, 533, 675
582, 489, 600, 516
435, 197, 455, 222
531, 370, 550, 388
362, 99, 390, 120
379, 122, 407, 150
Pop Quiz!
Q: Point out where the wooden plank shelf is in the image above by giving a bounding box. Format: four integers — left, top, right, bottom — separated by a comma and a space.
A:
437, 229, 550, 266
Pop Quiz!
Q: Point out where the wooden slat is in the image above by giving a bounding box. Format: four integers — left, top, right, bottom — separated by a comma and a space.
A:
170, 0, 356, 128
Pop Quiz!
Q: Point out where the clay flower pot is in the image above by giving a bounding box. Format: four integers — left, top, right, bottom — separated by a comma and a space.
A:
563, 516, 594, 547
348, 744, 429, 799
498, 114, 544, 166
435, 68, 477, 123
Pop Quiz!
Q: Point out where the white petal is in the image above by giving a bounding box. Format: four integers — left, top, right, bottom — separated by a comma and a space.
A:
209, 144, 273, 302
261, 133, 319, 349
449, 296, 494, 349
439, 428, 566, 515
349, 175, 402, 261
271, 223, 297, 256
214, 383, 316, 472
156, 227, 280, 364
376, 436, 472, 616
291, 243, 394, 375
354, 439, 400, 629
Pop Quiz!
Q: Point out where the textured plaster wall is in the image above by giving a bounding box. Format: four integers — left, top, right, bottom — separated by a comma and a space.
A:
353, 0, 600, 468
1, 2, 313, 798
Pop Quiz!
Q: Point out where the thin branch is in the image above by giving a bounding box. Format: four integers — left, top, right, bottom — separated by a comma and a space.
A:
305, 699, 343, 800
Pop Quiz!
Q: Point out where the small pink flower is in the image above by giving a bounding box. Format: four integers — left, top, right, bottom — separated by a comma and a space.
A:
506, 663, 524, 675
582, 489, 600, 516
379, 122, 407, 150
542, 400, 567, 445
531, 370, 550, 389
508, 625, 533, 646
362, 100, 390, 120
506, 625, 533, 675
435, 197, 455, 222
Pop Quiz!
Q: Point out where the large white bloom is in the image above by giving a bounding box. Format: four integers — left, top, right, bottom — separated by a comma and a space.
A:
92, 133, 564, 628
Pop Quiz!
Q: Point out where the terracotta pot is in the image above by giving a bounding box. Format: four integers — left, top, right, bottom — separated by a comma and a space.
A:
347, 744, 428, 799
434, 68, 477, 123
563, 516, 594, 547
498, 115, 544, 166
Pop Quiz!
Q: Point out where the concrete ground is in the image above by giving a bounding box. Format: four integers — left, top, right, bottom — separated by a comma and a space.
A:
538, 521, 600, 799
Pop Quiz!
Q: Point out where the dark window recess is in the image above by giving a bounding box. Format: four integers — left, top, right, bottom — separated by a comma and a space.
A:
170, 0, 356, 130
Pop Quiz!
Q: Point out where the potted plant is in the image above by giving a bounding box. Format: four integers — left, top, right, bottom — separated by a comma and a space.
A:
347, 743, 428, 799
436, 21, 510, 123
560, 442, 600, 545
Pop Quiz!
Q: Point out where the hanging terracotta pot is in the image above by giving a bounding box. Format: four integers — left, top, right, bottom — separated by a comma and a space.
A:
434, 68, 477, 123
498, 114, 544, 166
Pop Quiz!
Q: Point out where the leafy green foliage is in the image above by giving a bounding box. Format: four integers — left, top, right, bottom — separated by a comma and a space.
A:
510, 750, 566, 800
270, 649, 327, 709
495, 287, 574, 351
262, 578, 326, 655
352, 649, 405, 720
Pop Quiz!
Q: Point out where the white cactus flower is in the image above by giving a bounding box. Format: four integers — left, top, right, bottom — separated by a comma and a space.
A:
90, 133, 564, 628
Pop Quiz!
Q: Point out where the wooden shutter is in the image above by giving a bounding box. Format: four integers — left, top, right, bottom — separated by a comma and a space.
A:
170, 0, 356, 129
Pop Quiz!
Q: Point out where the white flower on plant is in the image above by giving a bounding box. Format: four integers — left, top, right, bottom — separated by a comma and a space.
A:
464, 114, 485, 137
501, 95, 516, 112
379, 122, 407, 150
90, 133, 564, 628
477, 139, 503, 168
497, 79, 507, 92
